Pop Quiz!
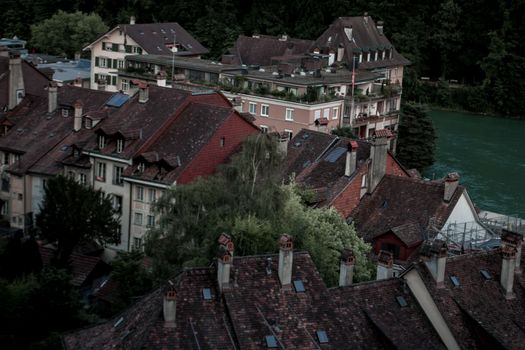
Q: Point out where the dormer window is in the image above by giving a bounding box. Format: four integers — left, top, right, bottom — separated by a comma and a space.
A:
138, 162, 145, 172
61, 108, 70, 117
116, 139, 124, 153
98, 135, 106, 150
84, 117, 93, 129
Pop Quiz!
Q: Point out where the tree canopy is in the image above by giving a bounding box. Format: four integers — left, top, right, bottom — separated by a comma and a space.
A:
396, 103, 437, 172
36, 175, 121, 267
30, 11, 108, 57
146, 134, 373, 285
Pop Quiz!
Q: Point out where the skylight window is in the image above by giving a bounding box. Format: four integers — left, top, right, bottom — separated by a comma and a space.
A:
316, 330, 329, 344
480, 269, 492, 280
265, 335, 278, 348
396, 296, 408, 307
293, 280, 305, 293
450, 276, 460, 287
202, 288, 212, 300
324, 146, 346, 163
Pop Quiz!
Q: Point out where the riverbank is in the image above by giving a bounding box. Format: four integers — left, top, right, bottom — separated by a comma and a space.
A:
424, 110, 525, 219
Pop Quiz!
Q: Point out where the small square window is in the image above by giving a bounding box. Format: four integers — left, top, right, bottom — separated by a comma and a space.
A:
260, 125, 268, 134
249, 102, 257, 114
202, 288, 212, 300
265, 335, 278, 348
293, 280, 305, 293
285, 108, 294, 121
316, 330, 329, 344
261, 104, 269, 117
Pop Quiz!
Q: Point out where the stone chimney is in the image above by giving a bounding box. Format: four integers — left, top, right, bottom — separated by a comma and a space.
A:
163, 289, 177, 328
376, 250, 393, 280
156, 71, 167, 87
328, 50, 336, 66
367, 135, 388, 194
138, 82, 149, 103
502, 229, 523, 274
130, 16, 136, 25
444, 173, 460, 202
337, 44, 345, 62
278, 234, 293, 287
8, 52, 25, 110
97, 78, 106, 91
420, 239, 448, 288
501, 241, 517, 300
345, 140, 358, 177
217, 233, 234, 292
339, 248, 355, 287
48, 81, 58, 113
376, 21, 384, 35
74, 100, 83, 132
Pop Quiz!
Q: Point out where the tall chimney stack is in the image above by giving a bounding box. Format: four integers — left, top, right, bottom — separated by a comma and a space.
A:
376, 21, 384, 35
501, 241, 517, 300
345, 140, 358, 177
138, 81, 149, 103
217, 233, 234, 292
376, 250, 393, 280
278, 234, 294, 287
420, 239, 448, 288
502, 229, 523, 274
8, 52, 25, 110
443, 173, 460, 202
130, 16, 136, 25
74, 100, 83, 132
163, 289, 177, 328
367, 134, 388, 194
48, 81, 58, 113
339, 248, 355, 287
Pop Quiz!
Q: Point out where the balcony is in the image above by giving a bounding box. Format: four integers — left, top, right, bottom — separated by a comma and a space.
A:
351, 111, 400, 127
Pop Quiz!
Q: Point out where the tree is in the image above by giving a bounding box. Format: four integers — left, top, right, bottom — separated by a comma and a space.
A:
36, 175, 120, 267
30, 11, 108, 57
331, 126, 357, 139
396, 103, 437, 171
146, 134, 373, 286
431, 0, 462, 79
111, 250, 153, 308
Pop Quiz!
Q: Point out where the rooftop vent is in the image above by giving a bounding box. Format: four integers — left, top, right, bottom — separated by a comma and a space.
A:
450, 276, 460, 287
396, 296, 408, 307
293, 279, 305, 293
316, 330, 329, 344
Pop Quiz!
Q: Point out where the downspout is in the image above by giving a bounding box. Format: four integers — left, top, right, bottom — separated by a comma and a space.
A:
127, 181, 132, 252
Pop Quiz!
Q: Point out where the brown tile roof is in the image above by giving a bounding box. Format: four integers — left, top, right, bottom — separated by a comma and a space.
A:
351, 175, 464, 242
226, 35, 315, 66
314, 16, 410, 69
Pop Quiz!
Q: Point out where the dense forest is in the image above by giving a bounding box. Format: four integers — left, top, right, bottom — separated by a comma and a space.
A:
1, 0, 525, 116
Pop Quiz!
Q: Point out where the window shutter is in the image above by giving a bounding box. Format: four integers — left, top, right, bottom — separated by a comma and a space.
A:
95, 57, 99, 67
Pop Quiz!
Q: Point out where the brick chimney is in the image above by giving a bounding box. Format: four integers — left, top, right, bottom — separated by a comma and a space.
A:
48, 81, 58, 113
420, 239, 448, 288
138, 82, 149, 103
339, 248, 355, 287
444, 173, 460, 202
367, 135, 388, 194
156, 71, 167, 87
376, 250, 393, 280
278, 234, 293, 287
501, 240, 517, 300
502, 229, 523, 274
8, 52, 25, 110
163, 289, 177, 328
217, 233, 234, 292
74, 100, 83, 132
345, 140, 358, 177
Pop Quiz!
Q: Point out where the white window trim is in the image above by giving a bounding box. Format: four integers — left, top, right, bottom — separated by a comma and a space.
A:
285, 108, 294, 121
261, 104, 269, 117
249, 102, 257, 114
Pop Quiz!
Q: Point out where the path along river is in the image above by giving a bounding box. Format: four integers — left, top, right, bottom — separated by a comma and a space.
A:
425, 110, 525, 219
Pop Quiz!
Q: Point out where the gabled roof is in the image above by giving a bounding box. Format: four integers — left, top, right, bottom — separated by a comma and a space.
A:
84, 23, 208, 56
314, 16, 410, 69
226, 35, 315, 66
351, 175, 464, 243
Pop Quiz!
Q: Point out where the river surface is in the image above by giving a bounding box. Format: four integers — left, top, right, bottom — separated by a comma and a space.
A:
425, 110, 525, 219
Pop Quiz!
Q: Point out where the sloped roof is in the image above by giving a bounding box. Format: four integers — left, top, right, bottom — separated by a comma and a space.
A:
226, 35, 315, 66
351, 175, 464, 242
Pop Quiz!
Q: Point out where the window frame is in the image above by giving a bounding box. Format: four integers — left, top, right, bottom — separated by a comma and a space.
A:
136, 186, 144, 201
285, 108, 294, 121
261, 104, 269, 117
134, 212, 143, 226
96, 162, 106, 182
249, 102, 257, 114
113, 165, 124, 186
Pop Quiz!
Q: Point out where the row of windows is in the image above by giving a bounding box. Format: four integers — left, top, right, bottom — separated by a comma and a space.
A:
135, 186, 161, 203
98, 135, 124, 153
94, 57, 125, 70
356, 49, 393, 64
133, 212, 156, 227
101, 42, 143, 54
94, 73, 117, 86
247, 102, 339, 121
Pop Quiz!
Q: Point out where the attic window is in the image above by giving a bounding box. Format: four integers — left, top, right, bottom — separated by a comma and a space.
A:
61, 108, 70, 117
480, 270, 492, 280
116, 139, 124, 153
265, 335, 278, 348
396, 296, 408, 307
84, 118, 93, 129
98, 135, 106, 149
202, 288, 212, 300
293, 279, 305, 293
316, 330, 329, 344
450, 276, 460, 287
138, 163, 145, 173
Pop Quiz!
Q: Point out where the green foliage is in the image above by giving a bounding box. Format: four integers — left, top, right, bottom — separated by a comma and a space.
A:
146, 134, 372, 286
36, 175, 120, 267
396, 103, 437, 171
30, 11, 108, 57
111, 251, 153, 307
331, 126, 357, 139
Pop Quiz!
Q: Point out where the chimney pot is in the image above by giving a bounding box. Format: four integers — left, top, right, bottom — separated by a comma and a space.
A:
8, 53, 25, 110
48, 82, 58, 113
163, 289, 177, 328
376, 250, 393, 280
138, 82, 149, 103
339, 248, 355, 287
74, 100, 83, 131
130, 16, 136, 25
501, 243, 517, 300
421, 240, 448, 287
345, 141, 358, 177
444, 172, 460, 202
217, 238, 233, 292
278, 234, 294, 287
367, 135, 388, 194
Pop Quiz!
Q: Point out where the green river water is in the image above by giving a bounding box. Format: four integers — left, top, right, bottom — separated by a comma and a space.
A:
425, 110, 525, 219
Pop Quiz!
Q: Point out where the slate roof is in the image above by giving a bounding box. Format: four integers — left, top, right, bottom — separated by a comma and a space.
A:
351, 175, 464, 243
314, 16, 410, 69
226, 35, 315, 66
86, 23, 208, 57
